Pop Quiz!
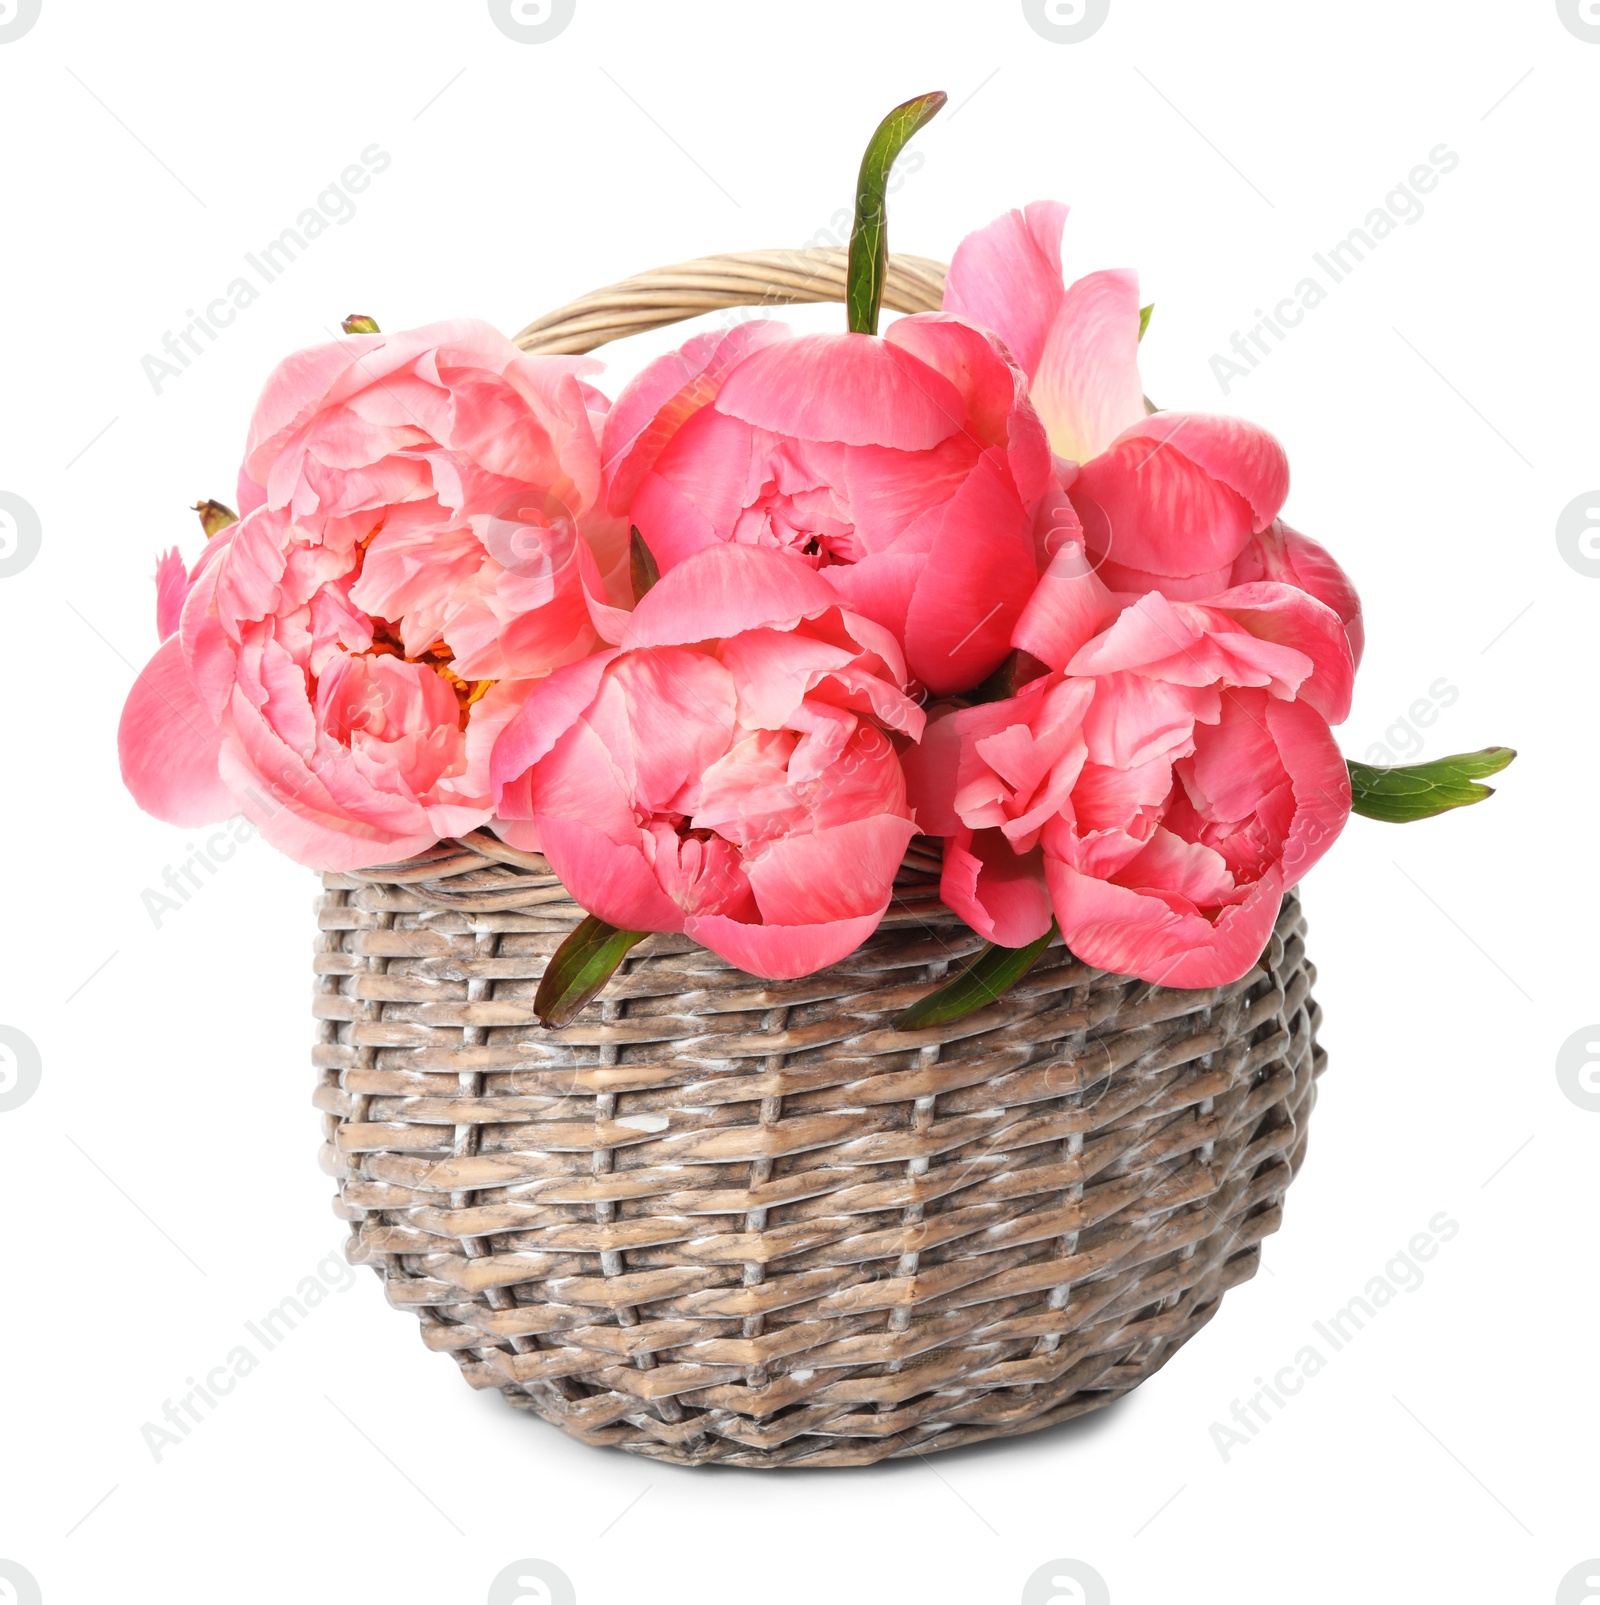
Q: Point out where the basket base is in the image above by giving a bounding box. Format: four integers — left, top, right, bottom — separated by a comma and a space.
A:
487, 1246, 1256, 1468
317, 840, 1324, 1471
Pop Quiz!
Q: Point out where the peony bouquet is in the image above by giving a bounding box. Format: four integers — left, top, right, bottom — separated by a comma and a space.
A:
118, 93, 1511, 1027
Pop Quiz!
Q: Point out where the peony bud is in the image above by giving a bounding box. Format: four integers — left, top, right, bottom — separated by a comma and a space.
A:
192, 499, 237, 538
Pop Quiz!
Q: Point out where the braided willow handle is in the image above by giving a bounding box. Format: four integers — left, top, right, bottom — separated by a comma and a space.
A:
513, 247, 949, 356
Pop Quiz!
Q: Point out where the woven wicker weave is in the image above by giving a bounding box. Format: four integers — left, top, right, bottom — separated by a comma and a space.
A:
312, 252, 1328, 1467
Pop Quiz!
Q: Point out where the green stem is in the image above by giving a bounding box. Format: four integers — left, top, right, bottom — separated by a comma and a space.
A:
896, 921, 1058, 1030
846, 91, 947, 336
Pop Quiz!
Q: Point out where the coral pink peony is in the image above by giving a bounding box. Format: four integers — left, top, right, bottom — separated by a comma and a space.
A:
601, 316, 1056, 696
945, 202, 1361, 658
236, 318, 628, 677
905, 542, 1354, 987
118, 320, 625, 869
492, 543, 925, 979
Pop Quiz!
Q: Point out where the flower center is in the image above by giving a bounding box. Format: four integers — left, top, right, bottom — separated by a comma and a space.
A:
364, 617, 494, 727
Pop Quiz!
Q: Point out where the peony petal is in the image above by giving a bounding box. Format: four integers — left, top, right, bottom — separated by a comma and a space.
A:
1078, 668, 1207, 771
746, 815, 915, 926
1031, 268, 1146, 464
834, 436, 974, 556
903, 449, 1039, 695
1206, 581, 1356, 724
1090, 556, 1235, 602
941, 828, 1054, 947
1265, 696, 1351, 886
1232, 519, 1365, 670
118, 635, 235, 827
1011, 539, 1119, 670
1032, 469, 1085, 569
154, 548, 191, 642
1184, 689, 1285, 824
714, 628, 855, 729
717, 627, 921, 742
574, 537, 631, 647
900, 704, 974, 836
488, 817, 542, 852
490, 649, 618, 807
603, 649, 738, 810
819, 549, 921, 655
217, 741, 442, 872
535, 814, 687, 932
1072, 413, 1289, 580
1278, 522, 1364, 668
943, 201, 1070, 379
885, 313, 1037, 454
242, 339, 374, 497
628, 458, 728, 574
684, 908, 888, 980
1045, 857, 1284, 988
1115, 826, 1238, 909
602, 320, 790, 516
624, 543, 836, 649
1135, 413, 1289, 530
714, 332, 966, 451
1068, 591, 1205, 677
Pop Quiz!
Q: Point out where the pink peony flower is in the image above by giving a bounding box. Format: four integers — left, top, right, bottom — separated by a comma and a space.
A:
492, 543, 926, 979
237, 317, 628, 677
945, 202, 1362, 660
905, 542, 1354, 987
600, 315, 1056, 697
119, 320, 624, 869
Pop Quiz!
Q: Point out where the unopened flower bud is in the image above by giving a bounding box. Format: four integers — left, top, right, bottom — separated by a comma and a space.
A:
193, 499, 238, 538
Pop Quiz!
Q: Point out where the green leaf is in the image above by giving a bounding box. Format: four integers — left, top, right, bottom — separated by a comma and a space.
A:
630, 525, 660, 601
846, 91, 947, 336
535, 916, 649, 1027
896, 921, 1058, 1030
1347, 747, 1516, 823
1138, 303, 1154, 341
342, 313, 380, 334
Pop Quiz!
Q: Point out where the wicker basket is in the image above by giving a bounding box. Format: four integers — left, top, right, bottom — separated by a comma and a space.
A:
312, 252, 1328, 1469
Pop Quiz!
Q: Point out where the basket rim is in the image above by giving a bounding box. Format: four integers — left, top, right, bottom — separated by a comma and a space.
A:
513, 246, 949, 356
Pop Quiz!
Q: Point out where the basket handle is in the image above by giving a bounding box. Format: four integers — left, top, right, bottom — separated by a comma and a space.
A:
513, 248, 949, 356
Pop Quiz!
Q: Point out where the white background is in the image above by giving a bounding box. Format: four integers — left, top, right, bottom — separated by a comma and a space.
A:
1, 1, 1594, 1601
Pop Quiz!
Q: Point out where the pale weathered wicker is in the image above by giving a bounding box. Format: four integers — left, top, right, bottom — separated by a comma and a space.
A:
313, 252, 1327, 1468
